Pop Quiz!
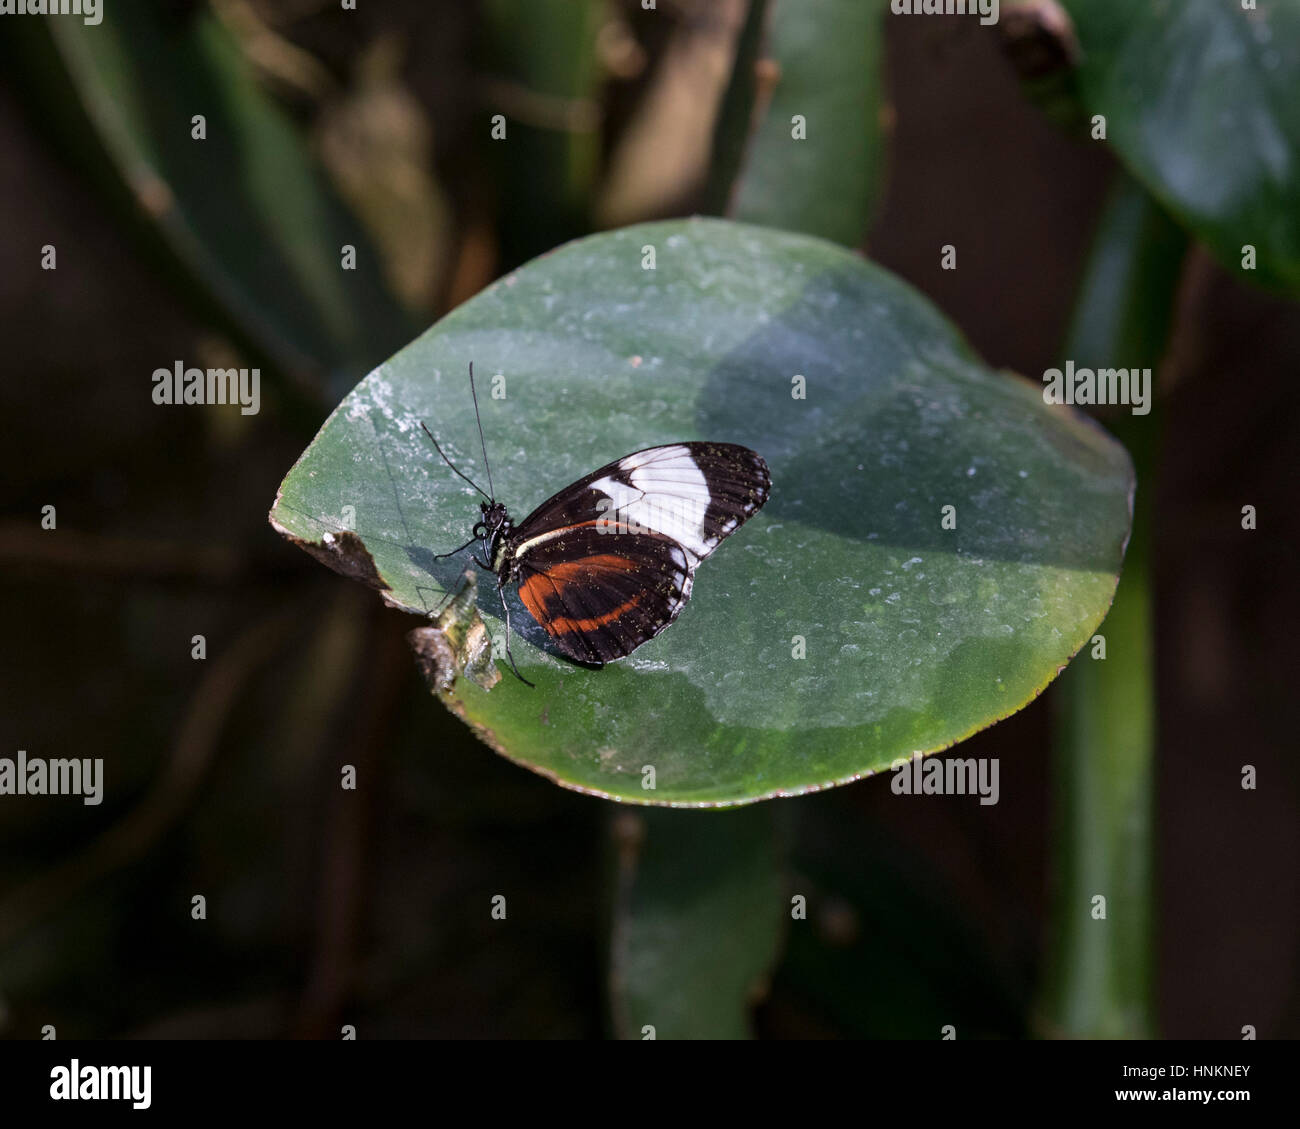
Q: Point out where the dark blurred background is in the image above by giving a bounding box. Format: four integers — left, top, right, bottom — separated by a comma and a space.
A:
1, 0, 1296, 1038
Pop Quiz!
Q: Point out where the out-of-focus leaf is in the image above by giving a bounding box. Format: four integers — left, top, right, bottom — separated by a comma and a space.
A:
999, 0, 1087, 132
702, 0, 771, 216
270, 217, 1133, 806
481, 0, 603, 266
15, 4, 414, 395
1064, 167, 1189, 372
712, 0, 887, 247
774, 803, 1027, 1039
1061, 0, 1300, 295
313, 34, 451, 313
608, 807, 784, 1040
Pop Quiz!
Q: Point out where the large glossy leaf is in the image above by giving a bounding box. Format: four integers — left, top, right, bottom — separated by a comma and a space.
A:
270, 218, 1133, 806
1060, 0, 1300, 295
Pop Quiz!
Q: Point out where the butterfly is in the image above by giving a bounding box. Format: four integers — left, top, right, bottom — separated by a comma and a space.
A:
423, 365, 771, 686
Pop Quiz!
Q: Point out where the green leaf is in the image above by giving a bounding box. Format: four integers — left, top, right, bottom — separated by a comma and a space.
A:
481, 0, 604, 266
703, 0, 771, 217
1061, 0, 1300, 295
21, 5, 413, 395
712, 0, 887, 247
269, 218, 1133, 806
608, 807, 784, 1039
1063, 165, 1189, 373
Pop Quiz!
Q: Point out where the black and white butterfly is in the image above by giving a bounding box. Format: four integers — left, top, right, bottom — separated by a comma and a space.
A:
423, 366, 770, 685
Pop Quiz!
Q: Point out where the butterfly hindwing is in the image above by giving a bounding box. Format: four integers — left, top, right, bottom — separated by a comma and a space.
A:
503, 442, 770, 664
514, 526, 693, 664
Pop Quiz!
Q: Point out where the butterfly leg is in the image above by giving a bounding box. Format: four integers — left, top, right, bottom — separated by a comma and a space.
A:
432, 533, 480, 560
496, 579, 535, 688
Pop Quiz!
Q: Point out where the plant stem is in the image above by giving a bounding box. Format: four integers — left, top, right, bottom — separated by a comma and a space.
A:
1040, 168, 1186, 1038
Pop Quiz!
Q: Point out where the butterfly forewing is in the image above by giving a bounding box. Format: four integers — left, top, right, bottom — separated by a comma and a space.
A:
503, 442, 770, 664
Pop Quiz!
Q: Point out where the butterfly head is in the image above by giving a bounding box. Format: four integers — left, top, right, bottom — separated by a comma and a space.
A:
473, 500, 513, 563
474, 500, 510, 535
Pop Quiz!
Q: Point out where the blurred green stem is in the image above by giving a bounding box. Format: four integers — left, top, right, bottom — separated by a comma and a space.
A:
703, 0, 770, 216
1041, 168, 1187, 1038
480, 0, 603, 267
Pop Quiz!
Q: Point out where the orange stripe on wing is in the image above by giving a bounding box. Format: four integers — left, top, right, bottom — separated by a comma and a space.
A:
518, 555, 642, 635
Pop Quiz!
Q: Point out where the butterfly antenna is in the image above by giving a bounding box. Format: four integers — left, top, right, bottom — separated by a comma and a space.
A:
420, 422, 492, 502
468, 362, 496, 502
